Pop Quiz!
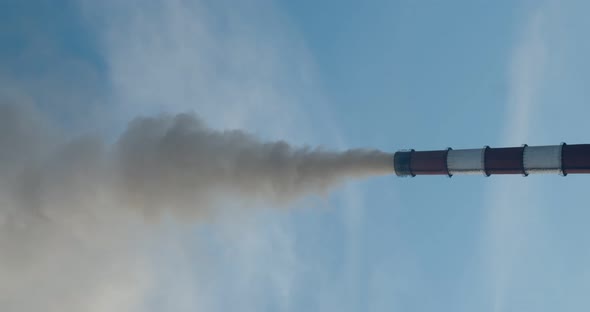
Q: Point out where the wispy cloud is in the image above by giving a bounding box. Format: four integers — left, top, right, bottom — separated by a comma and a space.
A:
486, 6, 548, 312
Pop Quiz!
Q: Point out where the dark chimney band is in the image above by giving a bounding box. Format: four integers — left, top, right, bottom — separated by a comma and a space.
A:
394, 143, 590, 177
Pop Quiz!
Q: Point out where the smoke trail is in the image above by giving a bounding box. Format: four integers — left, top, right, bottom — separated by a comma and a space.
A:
2, 103, 392, 219
116, 113, 392, 216
0, 102, 391, 311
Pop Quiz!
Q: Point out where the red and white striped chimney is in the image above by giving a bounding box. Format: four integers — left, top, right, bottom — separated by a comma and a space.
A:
393, 143, 590, 177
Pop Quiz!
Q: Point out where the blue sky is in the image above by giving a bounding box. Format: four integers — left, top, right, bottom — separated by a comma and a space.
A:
2, 1, 590, 311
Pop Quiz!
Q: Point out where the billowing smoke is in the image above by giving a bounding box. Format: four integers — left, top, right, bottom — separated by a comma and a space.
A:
117, 112, 392, 217
1, 101, 392, 219
0, 102, 391, 311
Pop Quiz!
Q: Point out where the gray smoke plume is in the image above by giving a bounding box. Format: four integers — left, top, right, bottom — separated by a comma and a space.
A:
116, 113, 393, 216
1, 103, 393, 220
0, 102, 392, 311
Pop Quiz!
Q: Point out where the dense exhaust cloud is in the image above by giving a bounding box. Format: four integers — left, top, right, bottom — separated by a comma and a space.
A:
117, 112, 393, 216
2, 103, 393, 218
0, 102, 392, 310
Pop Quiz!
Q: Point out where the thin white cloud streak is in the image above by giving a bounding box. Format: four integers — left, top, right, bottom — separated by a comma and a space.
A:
87, 0, 314, 139
504, 10, 547, 146
487, 7, 547, 312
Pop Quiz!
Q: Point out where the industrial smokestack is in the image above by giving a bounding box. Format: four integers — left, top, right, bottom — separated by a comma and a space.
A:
393, 144, 590, 177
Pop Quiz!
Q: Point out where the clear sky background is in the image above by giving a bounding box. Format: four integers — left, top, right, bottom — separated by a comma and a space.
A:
2, 0, 590, 311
